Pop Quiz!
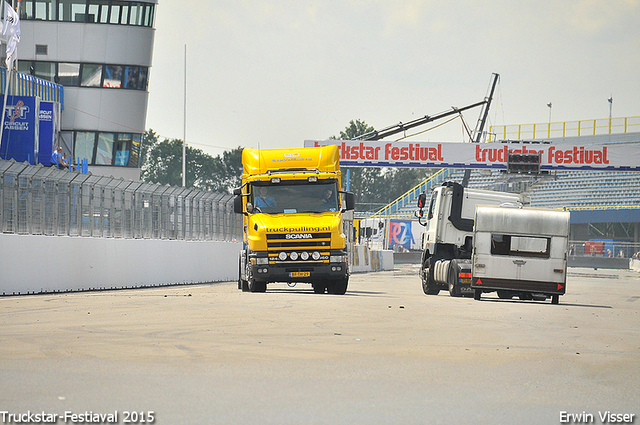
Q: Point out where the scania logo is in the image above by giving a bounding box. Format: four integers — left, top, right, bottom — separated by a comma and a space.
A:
285, 233, 312, 239
284, 152, 300, 158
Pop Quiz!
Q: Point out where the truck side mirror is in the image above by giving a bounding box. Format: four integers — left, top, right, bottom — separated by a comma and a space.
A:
344, 192, 355, 211
233, 194, 243, 214
417, 193, 426, 209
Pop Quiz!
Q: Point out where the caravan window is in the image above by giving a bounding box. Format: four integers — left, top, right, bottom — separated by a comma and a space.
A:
490, 234, 550, 258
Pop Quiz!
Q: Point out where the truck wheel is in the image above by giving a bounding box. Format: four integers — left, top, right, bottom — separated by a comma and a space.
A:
238, 259, 249, 292
447, 264, 461, 297
551, 295, 559, 304
313, 283, 326, 294
248, 278, 266, 293
328, 277, 348, 295
474, 289, 481, 300
421, 264, 440, 295
497, 290, 513, 299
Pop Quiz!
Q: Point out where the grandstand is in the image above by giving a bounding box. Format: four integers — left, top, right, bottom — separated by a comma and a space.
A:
370, 167, 640, 216
367, 160, 640, 250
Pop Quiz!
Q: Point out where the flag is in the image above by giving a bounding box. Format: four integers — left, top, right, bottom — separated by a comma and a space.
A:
3, 1, 20, 69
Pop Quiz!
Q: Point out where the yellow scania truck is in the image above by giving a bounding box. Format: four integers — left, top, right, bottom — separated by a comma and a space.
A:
233, 145, 355, 294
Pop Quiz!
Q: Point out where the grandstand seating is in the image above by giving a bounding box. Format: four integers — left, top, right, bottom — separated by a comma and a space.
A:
370, 168, 640, 218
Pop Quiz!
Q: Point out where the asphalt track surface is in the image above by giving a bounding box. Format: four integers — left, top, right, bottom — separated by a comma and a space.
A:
1, 266, 639, 425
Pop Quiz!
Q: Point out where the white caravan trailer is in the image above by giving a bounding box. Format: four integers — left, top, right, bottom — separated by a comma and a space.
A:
471, 205, 570, 304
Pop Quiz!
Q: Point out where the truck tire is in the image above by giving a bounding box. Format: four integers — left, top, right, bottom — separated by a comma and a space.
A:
313, 283, 327, 294
248, 277, 266, 293
551, 295, 559, 304
474, 289, 482, 300
421, 263, 440, 295
519, 292, 533, 301
328, 277, 348, 295
497, 290, 513, 299
447, 262, 461, 297
238, 258, 249, 292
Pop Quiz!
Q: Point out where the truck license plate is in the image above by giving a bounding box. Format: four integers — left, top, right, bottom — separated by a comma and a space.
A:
290, 272, 310, 277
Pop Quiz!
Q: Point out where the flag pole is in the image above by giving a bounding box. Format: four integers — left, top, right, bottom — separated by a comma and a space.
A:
0, 0, 14, 148
0, 63, 10, 146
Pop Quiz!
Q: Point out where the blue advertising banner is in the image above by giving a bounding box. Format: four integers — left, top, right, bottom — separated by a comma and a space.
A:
38, 101, 57, 165
388, 220, 415, 251
0, 96, 38, 164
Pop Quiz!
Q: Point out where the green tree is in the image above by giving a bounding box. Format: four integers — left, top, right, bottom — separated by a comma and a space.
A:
140, 130, 242, 193
332, 120, 432, 213
332, 120, 385, 212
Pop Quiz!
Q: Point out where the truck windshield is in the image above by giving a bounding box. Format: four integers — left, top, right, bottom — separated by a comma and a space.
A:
251, 182, 339, 214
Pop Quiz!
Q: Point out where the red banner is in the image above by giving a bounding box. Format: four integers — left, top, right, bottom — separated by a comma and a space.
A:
304, 139, 640, 170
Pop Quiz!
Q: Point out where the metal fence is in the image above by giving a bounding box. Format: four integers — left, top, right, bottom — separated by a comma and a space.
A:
0, 159, 242, 241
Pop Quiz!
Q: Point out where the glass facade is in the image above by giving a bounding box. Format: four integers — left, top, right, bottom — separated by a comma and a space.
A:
71, 131, 142, 167
18, 61, 148, 91
17, 1, 153, 169
20, 0, 155, 27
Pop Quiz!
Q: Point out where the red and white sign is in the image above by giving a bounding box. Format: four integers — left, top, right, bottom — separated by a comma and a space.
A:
304, 139, 640, 170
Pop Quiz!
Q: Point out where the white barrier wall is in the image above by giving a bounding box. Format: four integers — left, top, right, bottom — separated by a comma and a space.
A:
0, 234, 242, 295
351, 245, 394, 273
0, 237, 395, 295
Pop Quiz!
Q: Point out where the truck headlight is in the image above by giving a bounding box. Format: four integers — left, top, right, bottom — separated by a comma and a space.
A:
300, 251, 309, 260
278, 251, 287, 261
290, 251, 299, 260
330, 255, 345, 263
256, 257, 268, 265
312, 251, 321, 261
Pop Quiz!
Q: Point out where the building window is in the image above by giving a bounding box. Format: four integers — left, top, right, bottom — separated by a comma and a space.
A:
58, 63, 80, 86
81, 63, 103, 87
35, 44, 48, 55
115, 133, 132, 166
17, 61, 56, 80
130, 134, 141, 167
86, 0, 108, 23
129, 2, 144, 26
73, 131, 141, 167
123, 66, 139, 89
96, 132, 115, 165
75, 131, 97, 163
103, 65, 123, 88
20, 0, 155, 27
109, 2, 121, 24
58, 0, 88, 22
143, 2, 153, 26
16, 61, 149, 91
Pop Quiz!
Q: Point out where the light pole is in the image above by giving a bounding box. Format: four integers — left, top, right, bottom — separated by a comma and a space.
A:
182, 44, 187, 187
547, 102, 552, 123
608, 96, 613, 134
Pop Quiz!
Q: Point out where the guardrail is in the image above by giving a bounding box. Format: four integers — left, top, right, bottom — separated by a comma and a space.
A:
489, 116, 640, 141
0, 159, 242, 241
370, 168, 452, 218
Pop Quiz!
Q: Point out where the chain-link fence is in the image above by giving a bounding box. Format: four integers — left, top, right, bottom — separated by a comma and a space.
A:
1, 159, 242, 241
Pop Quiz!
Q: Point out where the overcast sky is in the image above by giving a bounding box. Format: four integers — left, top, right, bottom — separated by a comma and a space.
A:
145, 0, 640, 157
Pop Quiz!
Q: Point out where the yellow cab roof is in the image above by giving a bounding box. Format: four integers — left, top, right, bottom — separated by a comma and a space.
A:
242, 145, 340, 177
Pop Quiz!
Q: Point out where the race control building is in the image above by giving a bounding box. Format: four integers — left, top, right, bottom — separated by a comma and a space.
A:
3, 0, 157, 180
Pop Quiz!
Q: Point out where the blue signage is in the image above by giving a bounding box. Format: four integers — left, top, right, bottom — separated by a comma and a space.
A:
1, 96, 38, 164
38, 101, 56, 165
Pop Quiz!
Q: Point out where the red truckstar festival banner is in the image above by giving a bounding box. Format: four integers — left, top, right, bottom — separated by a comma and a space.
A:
304, 140, 640, 171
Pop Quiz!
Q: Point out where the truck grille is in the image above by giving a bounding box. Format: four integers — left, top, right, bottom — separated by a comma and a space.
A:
265, 232, 332, 264
266, 232, 331, 250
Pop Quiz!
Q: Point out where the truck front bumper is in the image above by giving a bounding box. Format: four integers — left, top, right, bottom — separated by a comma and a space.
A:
250, 262, 348, 283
